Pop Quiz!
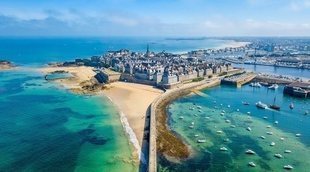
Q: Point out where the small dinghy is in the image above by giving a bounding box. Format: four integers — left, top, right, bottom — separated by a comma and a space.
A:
274, 153, 283, 158
197, 139, 206, 143
220, 147, 228, 151
245, 149, 256, 155
248, 162, 256, 167
284, 150, 292, 153
283, 165, 293, 170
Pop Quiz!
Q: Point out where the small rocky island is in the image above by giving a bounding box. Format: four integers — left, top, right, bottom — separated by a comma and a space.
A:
0, 60, 15, 70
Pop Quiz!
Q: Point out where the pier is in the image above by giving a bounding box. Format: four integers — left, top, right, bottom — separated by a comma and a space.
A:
221, 72, 256, 87
148, 78, 221, 172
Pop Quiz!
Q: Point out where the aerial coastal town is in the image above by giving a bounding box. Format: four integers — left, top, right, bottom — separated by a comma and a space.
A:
49, 38, 310, 98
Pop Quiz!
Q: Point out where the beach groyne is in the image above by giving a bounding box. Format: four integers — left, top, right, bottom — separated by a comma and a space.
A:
148, 78, 220, 172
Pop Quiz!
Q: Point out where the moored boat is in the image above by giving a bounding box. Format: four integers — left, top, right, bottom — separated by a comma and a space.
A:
256, 101, 268, 109
283, 165, 293, 170
248, 162, 256, 167
274, 153, 283, 158
242, 101, 250, 105
220, 147, 228, 151
245, 149, 256, 155
197, 139, 206, 143
268, 84, 279, 90
250, 82, 262, 88
269, 97, 280, 110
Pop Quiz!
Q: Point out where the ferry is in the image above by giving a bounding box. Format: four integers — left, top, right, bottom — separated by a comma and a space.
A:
256, 101, 268, 109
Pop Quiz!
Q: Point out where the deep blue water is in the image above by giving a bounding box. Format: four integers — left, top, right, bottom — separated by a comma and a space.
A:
0, 37, 228, 64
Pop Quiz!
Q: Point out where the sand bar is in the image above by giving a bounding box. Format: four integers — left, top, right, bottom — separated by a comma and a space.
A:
39, 66, 97, 90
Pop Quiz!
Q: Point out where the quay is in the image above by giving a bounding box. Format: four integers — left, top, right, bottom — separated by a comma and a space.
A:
284, 82, 310, 98
221, 72, 257, 87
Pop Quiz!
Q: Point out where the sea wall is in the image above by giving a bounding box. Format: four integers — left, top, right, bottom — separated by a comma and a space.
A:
148, 78, 221, 172
253, 76, 293, 84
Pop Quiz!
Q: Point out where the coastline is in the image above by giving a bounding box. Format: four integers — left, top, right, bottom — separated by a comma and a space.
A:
39, 65, 164, 167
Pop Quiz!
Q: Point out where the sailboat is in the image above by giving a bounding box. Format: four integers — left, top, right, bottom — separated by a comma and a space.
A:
269, 97, 280, 110
289, 103, 294, 109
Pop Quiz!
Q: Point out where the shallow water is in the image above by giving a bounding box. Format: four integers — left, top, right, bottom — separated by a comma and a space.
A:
0, 69, 138, 172
159, 85, 310, 171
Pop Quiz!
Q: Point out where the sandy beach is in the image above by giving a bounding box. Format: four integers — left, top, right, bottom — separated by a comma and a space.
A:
41, 66, 163, 163
103, 82, 163, 146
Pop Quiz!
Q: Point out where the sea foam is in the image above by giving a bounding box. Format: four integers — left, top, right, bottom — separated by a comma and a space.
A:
105, 95, 146, 164
120, 112, 146, 164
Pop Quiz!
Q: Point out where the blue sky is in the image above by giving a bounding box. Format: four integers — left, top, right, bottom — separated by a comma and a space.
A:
0, 0, 309, 36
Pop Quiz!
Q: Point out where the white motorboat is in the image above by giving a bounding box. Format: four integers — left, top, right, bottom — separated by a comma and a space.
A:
245, 149, 256, 155
283, 165, 293, 170
247, 127, 252, 131
270, 142, 275, 146
197, 139, 206, 143
274, 153, 283, 158
256, 101, 268, 109
260, 136, 266, 139
284, 150, 292, 153
250, 82, 262, 88
248, 162, 256, 167
268, 84, 279, 90
296, 133, 301, 137
220, 147, 228, 151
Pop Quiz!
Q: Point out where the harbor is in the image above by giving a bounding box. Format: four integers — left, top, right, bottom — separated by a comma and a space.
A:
158, 83, 310, 171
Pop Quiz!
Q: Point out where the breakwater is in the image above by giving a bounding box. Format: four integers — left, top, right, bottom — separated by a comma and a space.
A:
148, 78, 220, 172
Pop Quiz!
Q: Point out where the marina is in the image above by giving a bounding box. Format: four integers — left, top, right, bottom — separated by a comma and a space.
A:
158, 84, 310, 171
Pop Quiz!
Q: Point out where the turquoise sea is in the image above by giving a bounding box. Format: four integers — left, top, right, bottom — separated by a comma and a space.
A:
0, 69, 137, 172
159, 85, 310, 171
